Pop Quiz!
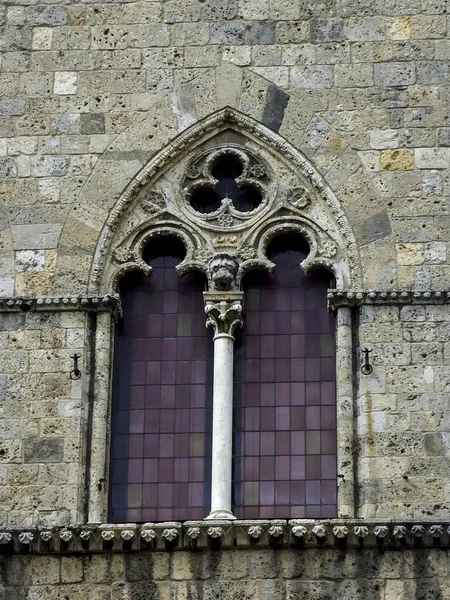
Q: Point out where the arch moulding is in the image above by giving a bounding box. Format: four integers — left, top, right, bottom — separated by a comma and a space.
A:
89, 107, 363, 294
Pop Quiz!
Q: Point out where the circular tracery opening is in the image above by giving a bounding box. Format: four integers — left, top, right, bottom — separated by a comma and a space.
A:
188, 150, 264, 215
143, 235, 187, 264
211, 153, 244, 180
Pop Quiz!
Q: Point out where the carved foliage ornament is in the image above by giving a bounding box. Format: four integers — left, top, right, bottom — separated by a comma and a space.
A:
205, 299, 243, 337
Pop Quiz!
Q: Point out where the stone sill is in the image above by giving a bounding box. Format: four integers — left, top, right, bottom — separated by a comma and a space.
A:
328, 289, 450, 310
0, 295, 120, 315
0, 520, 448, 554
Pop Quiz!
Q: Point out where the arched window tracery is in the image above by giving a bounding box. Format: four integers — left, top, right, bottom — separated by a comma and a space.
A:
233, 234, 336, 519
102, 124, 356, 523
109, 237, 213, 523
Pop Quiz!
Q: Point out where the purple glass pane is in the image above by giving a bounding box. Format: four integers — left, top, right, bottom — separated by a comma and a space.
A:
110, 252, 212, 523
233, 239, 336, 519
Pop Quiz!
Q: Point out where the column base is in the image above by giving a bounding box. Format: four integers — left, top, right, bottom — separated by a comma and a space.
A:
204, 509, 236, 520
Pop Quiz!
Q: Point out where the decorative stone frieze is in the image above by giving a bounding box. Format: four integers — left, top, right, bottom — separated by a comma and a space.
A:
328, 289, 450, 310
268, 526, 284, 538
0, 294, 121, 316
247, 525, 263, 539
0, 521, 446, 553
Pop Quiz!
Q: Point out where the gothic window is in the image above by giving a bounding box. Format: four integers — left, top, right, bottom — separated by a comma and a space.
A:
104, 129, 351, 522
233, 234, 337, 519
109, 237, 213, 523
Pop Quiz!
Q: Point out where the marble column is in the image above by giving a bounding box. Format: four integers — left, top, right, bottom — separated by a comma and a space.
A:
203, 292, 244, 520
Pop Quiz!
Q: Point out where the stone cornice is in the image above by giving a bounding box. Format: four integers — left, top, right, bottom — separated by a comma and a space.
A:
0, 521, 448, 553
328, 290, 450, 310
0, 295, 121, 317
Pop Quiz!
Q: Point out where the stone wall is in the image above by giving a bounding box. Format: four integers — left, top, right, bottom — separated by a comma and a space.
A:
0, 546, 449, 600
0, 308, 88, 528
1, 0, 450, 597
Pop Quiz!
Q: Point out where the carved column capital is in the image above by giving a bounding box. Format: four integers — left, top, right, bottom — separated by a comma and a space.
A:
203, 292, 244, 338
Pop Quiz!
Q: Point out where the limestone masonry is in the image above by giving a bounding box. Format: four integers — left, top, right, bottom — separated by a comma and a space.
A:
1, 0, 450, 598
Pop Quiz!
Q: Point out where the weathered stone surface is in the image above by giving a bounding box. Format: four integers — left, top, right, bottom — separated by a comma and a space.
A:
0, 1, 449, 594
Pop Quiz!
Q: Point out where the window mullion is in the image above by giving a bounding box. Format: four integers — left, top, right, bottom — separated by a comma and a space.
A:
204, 292, 244, 520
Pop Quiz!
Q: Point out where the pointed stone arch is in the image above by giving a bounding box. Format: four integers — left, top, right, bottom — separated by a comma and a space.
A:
87, 106, 362, 294
52, 64, 393, 295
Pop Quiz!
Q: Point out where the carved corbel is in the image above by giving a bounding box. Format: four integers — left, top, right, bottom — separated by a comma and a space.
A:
206, 253, 240, 292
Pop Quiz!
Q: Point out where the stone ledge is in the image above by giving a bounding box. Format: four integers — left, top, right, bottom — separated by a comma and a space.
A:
0, 295, 121, 317
328, 290, 449, 310
0, 521, 448, 553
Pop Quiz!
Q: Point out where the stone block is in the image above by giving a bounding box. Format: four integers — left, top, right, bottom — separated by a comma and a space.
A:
311, 18, 343, 43
388, 16, 411, 40
11, 224, 63, 250
28, 6, 68, 26
276, 21, 309, 43
417, 60, 450, 84
0, 26, 32, 51
32, 28, 52, 50
202, 0, 238, 20
50, 115, 80, 135
0, 158, 17, 179
354, 210, 392, 245
0, 99, 25, 116
211, 21, 246, 45
61, 557, 84, 584
345, 17, 385, 41
381, 149, 414, 171
369, 129, 398, 149
80, 113, 105, 135
374, 62, 416, 86
334, 63, 373, 87
54, 72, 77, 95
415, 147, 449, 169
246, 21, 276, 45
30, 156, 69, 177
23, 438, 64, 463
290, 65, 334, 88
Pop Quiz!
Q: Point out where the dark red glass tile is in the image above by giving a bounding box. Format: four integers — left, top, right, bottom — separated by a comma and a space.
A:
321, 455, 337, 479
306, 455, 321, 478
321, 480, 337, 504
130, 386, 145, 409
275, 431, 290, 454
159, 433, 174, 457
290, 431, 305, 455
130, 362, 146, 385
159, 458, 174, 482
260, 482, 274, 505
130, 410, 145, 434
143, 434, 159, 457
275, 481, 290, 503
144, 411, 159, 433
321, 357, 336, 380
129, 435, 143, 458
306, 406, 320, 429
128, 459, 143, 483
143, 459, 158, 482
275, 382, 289, 406
146, 362, 161, 385
162, 338, 177, 360
291, 456, 305, 480
306, 480, 321, 504
275, 456, 290, 480
161, 361, 176, 384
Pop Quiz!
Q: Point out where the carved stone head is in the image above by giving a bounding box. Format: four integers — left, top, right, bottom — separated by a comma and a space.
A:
207, 253, 239, 291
